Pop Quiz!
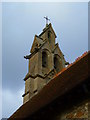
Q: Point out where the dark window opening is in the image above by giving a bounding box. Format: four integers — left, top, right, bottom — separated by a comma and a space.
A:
48, 32, 50, 38
48, 31, 51, 39
42, 51, 48, 67
54, 56, 60, 73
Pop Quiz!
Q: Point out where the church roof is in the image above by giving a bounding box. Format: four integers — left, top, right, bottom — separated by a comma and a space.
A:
24, 40, 47, 59
30, 35, 44, 53
8, 51, 89, 120
39, 23, 57, 38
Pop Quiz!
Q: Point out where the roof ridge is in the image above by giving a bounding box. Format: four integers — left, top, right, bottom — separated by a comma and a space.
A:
53, 51, 89, 78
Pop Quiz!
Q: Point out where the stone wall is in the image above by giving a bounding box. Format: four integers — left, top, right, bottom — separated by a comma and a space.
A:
60, 100, 89, 119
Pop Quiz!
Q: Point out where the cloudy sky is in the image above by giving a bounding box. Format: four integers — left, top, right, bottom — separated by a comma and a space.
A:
2, 2, 88, 118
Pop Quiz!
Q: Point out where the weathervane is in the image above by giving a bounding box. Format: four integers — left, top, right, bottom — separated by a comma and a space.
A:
44, 16, 50, 26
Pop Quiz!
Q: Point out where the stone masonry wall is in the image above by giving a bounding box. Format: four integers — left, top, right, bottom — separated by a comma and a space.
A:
60, 100, 90, 120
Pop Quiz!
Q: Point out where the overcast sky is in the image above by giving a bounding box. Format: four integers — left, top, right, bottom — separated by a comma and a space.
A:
2, 2, 88, 118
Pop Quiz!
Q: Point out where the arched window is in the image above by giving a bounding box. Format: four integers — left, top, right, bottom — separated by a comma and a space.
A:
42, 51, 48, 67
54, 55, 61, 73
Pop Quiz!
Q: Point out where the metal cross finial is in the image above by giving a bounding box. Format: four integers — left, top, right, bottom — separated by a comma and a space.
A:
44, 16, 50, 26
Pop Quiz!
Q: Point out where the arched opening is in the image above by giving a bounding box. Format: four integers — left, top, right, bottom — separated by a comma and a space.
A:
42, 51, 48, 68
48, 31, 50, 38
54, 55, 61, 73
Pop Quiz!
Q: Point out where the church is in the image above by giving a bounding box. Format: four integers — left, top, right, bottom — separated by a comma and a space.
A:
22, 19, 68, 104
8, 19, 90, 120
